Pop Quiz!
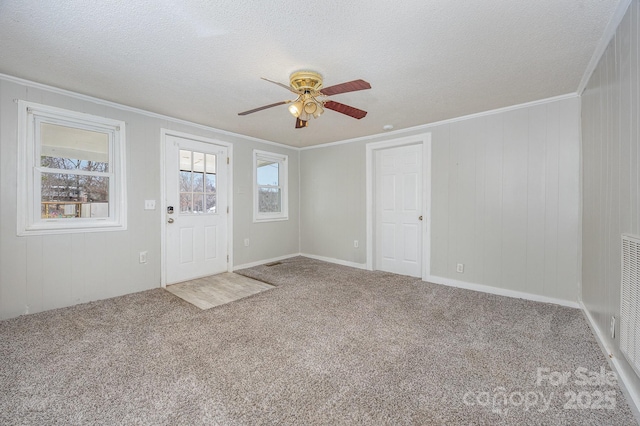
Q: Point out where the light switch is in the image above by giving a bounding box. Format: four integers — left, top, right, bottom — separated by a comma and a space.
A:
144, 200, 156, 210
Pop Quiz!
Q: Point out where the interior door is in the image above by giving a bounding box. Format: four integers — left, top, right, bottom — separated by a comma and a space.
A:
375, 144, 422, 277
165, 135, 228, 284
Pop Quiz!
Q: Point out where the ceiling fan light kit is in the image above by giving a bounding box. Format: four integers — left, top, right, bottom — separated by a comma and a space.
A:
239, 70, 371, 129
288, 100, 303, 117
286, 72, 325, 121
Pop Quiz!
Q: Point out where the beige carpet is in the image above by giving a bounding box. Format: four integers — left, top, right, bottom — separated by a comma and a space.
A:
0, 256, 636, 425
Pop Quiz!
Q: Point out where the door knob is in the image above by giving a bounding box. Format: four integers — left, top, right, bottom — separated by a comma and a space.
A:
167, 218, 174, 224
419, 215, 423, 221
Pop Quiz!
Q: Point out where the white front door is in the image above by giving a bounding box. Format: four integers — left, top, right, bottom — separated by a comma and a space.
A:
165, 135, 228, 284
375, 144, 422, 277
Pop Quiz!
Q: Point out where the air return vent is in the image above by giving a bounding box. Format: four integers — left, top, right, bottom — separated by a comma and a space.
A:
620, 234, 640, 377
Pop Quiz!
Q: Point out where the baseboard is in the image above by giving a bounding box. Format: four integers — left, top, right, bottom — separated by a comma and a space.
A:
424, 274, 580, 309
299, 253, 367, 270
234, 252, 367, 271
232, 253, 300, 271
580, 302, 640, 422
236, 256, 578, 309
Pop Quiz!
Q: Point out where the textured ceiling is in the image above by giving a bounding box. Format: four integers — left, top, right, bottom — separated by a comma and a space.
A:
0, 1, 621, 147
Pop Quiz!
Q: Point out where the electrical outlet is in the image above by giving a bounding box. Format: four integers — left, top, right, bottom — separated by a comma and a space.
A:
244, 238, 250, 247
139, 251, 147, 264
354, 240, 359, 248
456, 263, 464, 273
611, 316, 616, 339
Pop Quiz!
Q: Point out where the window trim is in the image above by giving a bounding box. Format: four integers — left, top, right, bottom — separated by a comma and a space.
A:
253, 149, 288, 222
17, 101, 127, 235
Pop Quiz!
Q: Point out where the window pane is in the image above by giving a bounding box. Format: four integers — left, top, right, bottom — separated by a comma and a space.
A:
41, 173, 109, 219
41, 173, 109, 202
257, 160, 279, 186
193, 172, 204, 193
180, 193, 192, 213
179, 150, 192, 172
40, 123, 109, 172
206, 172, 216, 213
206, 194, 216, 213
179, 171, 192, 192
193, 194, 205, 213
193, 152, 205, 173
206, 173, 216, 193
206, 154, 216, 174
258, 187, 281, 213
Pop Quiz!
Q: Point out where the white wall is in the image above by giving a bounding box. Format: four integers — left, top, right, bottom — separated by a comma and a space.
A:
581, 0, 640, 403
300, 142, 366, 265
300, 96, 581, 304
0, 76, 299, 320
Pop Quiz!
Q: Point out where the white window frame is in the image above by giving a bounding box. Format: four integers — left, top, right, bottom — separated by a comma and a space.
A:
253, 149, 288, 222
17, 101, 127, 235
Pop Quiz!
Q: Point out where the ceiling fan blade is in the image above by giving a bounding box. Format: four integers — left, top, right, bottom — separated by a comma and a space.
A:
238, 101, 288, 116
261, 77, 297, 93
323, 100, 367, 119
295, 118, 308, 128
320, 79, 371, 96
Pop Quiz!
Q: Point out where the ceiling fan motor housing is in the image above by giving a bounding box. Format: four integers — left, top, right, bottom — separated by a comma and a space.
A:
289, 71, 323, 93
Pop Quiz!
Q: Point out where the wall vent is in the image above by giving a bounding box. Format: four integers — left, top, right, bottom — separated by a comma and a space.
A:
620, 234, 640, 377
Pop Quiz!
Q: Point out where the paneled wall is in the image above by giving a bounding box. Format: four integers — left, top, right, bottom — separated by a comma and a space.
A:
430, 98, 580, 302
582, 0, 640, 401
300, 96, 580, 303
0, 77, 299, 320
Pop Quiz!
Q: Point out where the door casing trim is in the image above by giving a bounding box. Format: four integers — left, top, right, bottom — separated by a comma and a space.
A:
365, 133, 431, 280
160, 129, 233, 287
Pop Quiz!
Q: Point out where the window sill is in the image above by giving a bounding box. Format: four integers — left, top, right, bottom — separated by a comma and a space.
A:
18, 221, 127, 236
253, 216, 289, 223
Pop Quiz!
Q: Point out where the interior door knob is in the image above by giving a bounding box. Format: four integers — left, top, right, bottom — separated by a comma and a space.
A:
167, 218, 174, 224
419, 215, 423, 221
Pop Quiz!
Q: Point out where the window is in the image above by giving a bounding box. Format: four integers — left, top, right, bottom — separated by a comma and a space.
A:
17, 101, 126, 235
253, 150, 288, 222
179, 149, 217, 214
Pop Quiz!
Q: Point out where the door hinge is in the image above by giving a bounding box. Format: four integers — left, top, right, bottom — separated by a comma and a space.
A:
227, 255, 229, 262
227, 157, 229, 164
227, 206, 229, 214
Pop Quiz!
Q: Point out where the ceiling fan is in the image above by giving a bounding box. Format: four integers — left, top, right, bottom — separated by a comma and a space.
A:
238, 71, 371, 128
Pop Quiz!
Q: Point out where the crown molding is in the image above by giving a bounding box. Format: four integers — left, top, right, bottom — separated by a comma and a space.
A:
301, 93, 578, 151
0, 72, 296, 151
